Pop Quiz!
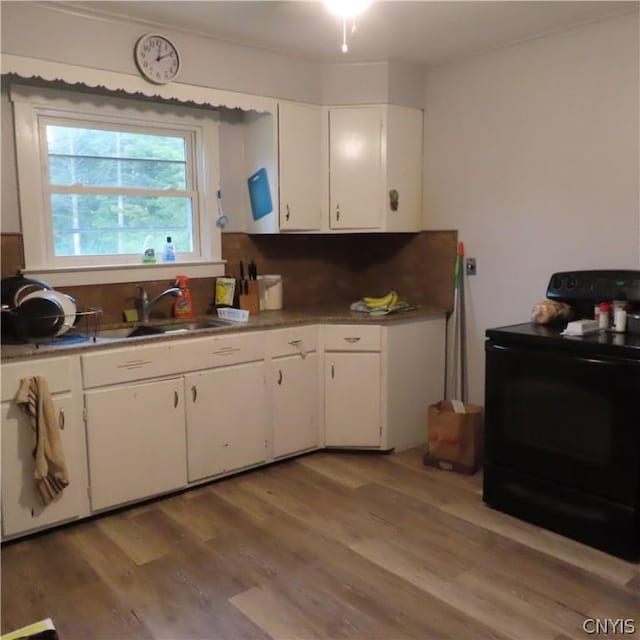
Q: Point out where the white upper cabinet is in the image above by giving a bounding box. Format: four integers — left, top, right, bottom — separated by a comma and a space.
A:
238, 102, 422, 234
278, 101, 322, 231
328, 105, 423, 233
329, 106, 382, 230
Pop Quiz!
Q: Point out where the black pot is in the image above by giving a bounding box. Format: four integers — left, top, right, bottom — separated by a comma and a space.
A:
10, 297, 65, 340
1, 276, 53, 308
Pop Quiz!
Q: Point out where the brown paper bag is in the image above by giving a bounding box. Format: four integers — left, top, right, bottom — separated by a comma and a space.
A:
423, 400, 483, 474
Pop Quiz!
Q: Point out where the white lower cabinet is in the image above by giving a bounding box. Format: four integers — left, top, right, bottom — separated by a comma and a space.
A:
325, 352, 382, 447
272, 352, 319, 458
1, 316, 445, 538
323, 317, 446, 450
185, 361, 268, 482
1, 356, 89, 539
84, 377, 187, 511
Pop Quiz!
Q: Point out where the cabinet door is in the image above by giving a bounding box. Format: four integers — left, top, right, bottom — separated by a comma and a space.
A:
279, 101, 322, 231
1, 394, 87, 537
85, 378, 187, 511
186, 362, 268, 482
329, 107, 382, 230
272, 352, 319, 458
325, 352, 382, 447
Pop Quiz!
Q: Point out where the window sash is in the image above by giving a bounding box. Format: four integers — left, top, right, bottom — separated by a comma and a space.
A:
35, 114, 203, 266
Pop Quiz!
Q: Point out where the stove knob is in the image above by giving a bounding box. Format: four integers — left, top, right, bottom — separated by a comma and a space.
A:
551, 276, 562, 290
567, 277, 577, 289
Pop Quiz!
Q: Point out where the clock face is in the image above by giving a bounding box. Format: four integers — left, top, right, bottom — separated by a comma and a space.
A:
135, 34, 180, 84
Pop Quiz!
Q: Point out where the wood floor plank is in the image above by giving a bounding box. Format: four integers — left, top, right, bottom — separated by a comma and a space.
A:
96, 508, 186, 566
2, 449, 638, 640
350, 536, 563, 640
295, 451, 372, 489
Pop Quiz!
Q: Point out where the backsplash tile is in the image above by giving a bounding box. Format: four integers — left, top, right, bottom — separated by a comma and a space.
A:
221, 231, 457, 310
1, 231, 456, 323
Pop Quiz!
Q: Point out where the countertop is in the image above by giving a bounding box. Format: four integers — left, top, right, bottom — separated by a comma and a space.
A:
1, 303, 447, 361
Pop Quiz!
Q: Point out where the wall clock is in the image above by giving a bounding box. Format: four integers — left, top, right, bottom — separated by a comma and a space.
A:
134, 33, 180, 84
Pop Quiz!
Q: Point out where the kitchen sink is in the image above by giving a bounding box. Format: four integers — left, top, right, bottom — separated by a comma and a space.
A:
95, 318, 234, 339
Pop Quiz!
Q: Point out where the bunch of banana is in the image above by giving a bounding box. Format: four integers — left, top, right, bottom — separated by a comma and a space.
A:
362, 290, 399, 310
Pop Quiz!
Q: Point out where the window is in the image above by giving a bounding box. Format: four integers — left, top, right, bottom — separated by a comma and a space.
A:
44, 122, 195, 258
11, 85, 222, 284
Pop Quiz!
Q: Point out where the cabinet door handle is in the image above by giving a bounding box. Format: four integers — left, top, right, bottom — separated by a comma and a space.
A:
277, 370, 283, 385
344, 337, 361, 344
336, 203, 340, 221
285, 204, 290, 221
331, 364, 335, 379
58, 408, 65, 430
174, 390, 179, 408
191, 385, 197, 402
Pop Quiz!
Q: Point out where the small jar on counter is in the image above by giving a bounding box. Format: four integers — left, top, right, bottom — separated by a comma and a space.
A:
613, 307, 627, 333
598, 302, 611, 330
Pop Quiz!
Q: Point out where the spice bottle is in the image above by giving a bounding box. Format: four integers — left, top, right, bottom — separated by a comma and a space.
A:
598, 302, 611, 330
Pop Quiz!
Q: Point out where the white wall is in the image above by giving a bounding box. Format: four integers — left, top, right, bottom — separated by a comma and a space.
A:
0, 2, 322, 103
1, 87, 19, 232
423, 13, 640, 405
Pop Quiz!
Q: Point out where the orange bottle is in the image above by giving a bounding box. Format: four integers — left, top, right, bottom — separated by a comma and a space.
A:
173, 275, 193, 318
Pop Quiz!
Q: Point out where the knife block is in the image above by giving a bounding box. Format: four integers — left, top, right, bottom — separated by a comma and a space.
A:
239, 281, 260, 315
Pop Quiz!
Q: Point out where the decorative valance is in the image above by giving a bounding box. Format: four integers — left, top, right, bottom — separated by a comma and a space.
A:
1, 54, 278, 114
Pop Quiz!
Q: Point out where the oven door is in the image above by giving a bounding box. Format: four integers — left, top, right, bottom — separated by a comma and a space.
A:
485, 342, 640, 505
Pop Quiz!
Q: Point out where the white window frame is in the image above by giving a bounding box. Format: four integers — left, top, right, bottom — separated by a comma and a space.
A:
11, 84, 223, 286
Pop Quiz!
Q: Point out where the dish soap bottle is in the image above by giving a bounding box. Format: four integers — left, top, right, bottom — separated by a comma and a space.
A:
163, 236, 176, 262
142, 235, 156, 264
173, 275, 193, 318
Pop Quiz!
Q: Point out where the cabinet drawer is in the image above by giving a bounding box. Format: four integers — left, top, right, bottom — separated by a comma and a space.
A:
180, 331, 265, 370
324, 324, 381, 351
1, 357, 73, 401
82, 342, 176, 388
266, 325, 318, 358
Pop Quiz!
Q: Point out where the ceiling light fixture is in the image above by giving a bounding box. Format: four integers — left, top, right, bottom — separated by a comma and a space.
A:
324, 0, 372, 54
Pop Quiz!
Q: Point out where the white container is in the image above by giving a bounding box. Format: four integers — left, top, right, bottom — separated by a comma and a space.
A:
257, 275, 283, 310
217, 307, 249, 323
613, 308, 627, 333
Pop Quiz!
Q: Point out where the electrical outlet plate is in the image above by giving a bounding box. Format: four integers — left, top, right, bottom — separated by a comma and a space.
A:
466, 258, 477, 276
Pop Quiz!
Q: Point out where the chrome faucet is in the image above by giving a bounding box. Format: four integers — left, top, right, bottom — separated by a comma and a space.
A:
136, 285, 183, 322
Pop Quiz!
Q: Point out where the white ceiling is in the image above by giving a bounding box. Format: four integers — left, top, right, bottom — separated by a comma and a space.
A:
59, 1, 638, 66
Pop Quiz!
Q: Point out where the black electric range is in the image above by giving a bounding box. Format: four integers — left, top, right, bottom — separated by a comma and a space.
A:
483, 270, 640, 559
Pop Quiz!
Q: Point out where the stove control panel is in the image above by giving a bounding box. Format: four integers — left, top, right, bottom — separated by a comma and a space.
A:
546, 270, 640, 303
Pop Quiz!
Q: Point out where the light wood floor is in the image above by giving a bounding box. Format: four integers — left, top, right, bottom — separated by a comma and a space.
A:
2, 447, 639, 640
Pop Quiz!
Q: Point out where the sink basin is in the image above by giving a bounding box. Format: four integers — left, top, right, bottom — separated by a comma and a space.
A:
95, 318, 233, 339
